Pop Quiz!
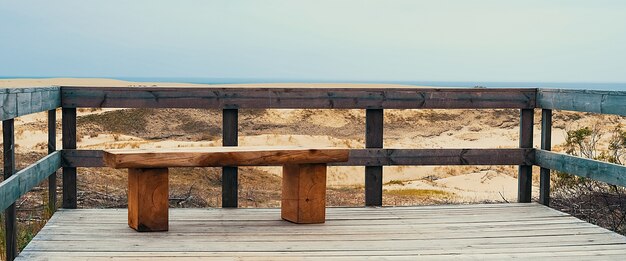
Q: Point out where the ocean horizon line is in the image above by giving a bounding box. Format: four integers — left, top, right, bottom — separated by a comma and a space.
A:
1, 76, 625, 91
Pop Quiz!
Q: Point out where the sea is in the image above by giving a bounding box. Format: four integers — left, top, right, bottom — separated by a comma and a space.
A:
2, 77, 626, 91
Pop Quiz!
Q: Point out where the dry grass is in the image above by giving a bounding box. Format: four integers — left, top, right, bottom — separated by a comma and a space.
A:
385, 180, 406, 186
103, 141, 144, 149
434, 165, 519, 179
383, 189, 457, 206
34, 142, 47, 151
78, 108, 223, 141
386, 188, 452, 197
0, 174, 56, 259
78, 109, 151, 134
384, 109, 520, 138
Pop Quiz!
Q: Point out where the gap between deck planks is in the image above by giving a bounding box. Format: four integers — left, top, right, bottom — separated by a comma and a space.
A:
17, 203, 626, 260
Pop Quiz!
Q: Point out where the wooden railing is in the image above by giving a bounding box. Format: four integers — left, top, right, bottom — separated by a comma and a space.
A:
534, 88, 626, 205
0, 86, 625, 260
1, 87, 61, 260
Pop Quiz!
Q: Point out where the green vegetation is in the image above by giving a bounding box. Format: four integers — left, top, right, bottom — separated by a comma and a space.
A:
0, 214, 4, 261
0, 209, 52, 260
0, 183, 55, 259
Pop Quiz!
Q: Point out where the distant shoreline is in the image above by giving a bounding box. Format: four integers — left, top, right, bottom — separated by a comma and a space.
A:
1, 77, 625, 91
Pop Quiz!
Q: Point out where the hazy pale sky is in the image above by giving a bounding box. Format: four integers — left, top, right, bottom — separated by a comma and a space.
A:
1, 0, 626, 82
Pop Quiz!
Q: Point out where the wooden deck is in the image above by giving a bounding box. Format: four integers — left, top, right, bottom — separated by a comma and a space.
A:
17, 203, 626, 260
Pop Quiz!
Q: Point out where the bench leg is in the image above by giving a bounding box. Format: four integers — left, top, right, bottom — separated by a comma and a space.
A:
128, 168, 169, 232
281, 163, 327, 224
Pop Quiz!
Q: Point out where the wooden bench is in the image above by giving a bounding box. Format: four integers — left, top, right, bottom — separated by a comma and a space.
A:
103, 147, 349, 232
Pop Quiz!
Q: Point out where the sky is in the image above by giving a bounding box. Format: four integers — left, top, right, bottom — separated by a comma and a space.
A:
1, 0, 626, 82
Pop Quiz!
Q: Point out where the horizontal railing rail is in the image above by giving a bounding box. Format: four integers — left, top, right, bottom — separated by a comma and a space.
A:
1, 85, 625, 261
535, 150, 626, 187
0, 151, 61, 212
61, 86, 537, 109
61, 148, 535, 167
537, 88, 626, 116
0, 86, 61, 120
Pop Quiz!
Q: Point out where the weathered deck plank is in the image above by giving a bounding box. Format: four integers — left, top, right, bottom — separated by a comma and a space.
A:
17, 203, 626, 260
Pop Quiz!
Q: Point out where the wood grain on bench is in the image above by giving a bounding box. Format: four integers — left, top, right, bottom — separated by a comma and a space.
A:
104, 147, 349, 168
103, 147, 350, 231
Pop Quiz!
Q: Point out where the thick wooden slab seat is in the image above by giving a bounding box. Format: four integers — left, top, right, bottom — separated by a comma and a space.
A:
103, 147, 349, 232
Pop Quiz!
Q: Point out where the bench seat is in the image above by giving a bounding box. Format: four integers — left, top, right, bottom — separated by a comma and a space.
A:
103, 147, 349, 232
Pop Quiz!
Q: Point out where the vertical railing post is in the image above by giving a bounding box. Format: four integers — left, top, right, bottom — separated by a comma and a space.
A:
48, 109, 57, 212
518, 109, 534, 203
3, 119, 17, 260
222, 109, 238, 208
62, 108, 77, 209
539, 109, 552, 205
365, 109, 383, 206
